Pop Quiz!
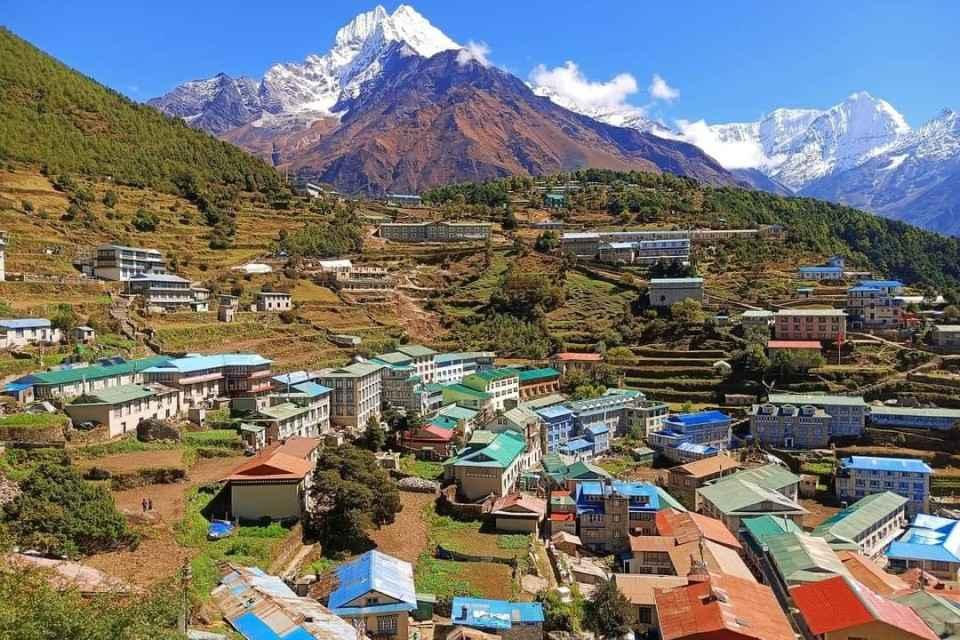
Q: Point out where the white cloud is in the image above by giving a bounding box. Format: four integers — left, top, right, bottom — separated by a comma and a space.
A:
456, 41, 491, 67
649, 74, 679, 102
674, 119, 768, 169
529, 61, 639, 114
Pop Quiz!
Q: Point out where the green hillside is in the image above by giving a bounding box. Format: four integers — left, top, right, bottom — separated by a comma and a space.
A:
426, 169, 960, 294
0, 28, 280, 193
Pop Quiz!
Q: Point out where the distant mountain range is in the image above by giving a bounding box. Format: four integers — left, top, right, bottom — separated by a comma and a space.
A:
149, 5, 960, 234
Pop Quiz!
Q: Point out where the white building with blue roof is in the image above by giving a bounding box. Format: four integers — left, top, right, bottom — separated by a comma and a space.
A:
535, 404, 575, 454
142, 353, 273, 406
0, 318, 60, 348
326, 550, 418, 639
886, 514, 960, 581
647, 410, 731, 463
847, 279, 906, 329
836, 456, 933, 517
798, 255, 846, 281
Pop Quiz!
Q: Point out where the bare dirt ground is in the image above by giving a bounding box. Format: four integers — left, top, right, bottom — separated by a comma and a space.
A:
85, 455, 246, 588
367, 490, 435, 565
77, 449, 186, 474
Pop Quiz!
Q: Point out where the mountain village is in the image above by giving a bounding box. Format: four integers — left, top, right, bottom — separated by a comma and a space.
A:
2, 3, 960, 640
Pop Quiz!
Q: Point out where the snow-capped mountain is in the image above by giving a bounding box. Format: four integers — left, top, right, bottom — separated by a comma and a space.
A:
804, 108, 960, 234
149, 5, 458, 132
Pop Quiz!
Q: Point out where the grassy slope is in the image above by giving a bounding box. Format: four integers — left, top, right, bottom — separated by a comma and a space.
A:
0, 28, 279, 193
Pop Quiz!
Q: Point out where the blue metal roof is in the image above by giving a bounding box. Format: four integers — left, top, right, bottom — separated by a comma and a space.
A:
272, 371, 312, 386
0, 318, 51, 329
585, 424, 609, 436
799, 266, 842, 273
291, 382, 332, 397
676, 442, 719, 455
841, 456, 933, 474
887, 515, 960, 564
451, 597, 544, 629
562, 438, 592, 452
536, 405, 573, 419
143, 353, 271, 373
857, 279, 904, 288
667, 410, 731, 427
3, 381, 33, 393
328, 551, 416, 612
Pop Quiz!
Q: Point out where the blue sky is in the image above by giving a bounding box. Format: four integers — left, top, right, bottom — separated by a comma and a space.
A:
6, 0, 957, 127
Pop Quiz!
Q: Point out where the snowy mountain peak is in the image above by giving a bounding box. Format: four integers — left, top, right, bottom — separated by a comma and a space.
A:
152, 4, 460, 125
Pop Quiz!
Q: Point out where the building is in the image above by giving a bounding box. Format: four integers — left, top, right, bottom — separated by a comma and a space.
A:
791, 574, 939, 640
648, 277, 704, 307
740, 514, 804, 575
0, 319, 60, 348
71, 326, 96, 344
811, 491, 908, 558
740, 309, 775, 332
836, 456, 933, 517
18, 355, 171, 400
574, 480, 685, 553
433, 351, 495, 385
847, 279, 906, 329
512, 367, 561, 400
750, 403, 831, 449
648, 410, 731, 463
256, 291, 292, 312
378, 221, 491, 243
536, 405, 576, 454
253, 382, 332, 441
698, 464, 804, 535
444, 430, 526, 501
869, 405, 960, 431
568, 392, 638, 438
93, 244, 165, 281
654, 573, 795, 640
486, 405, 543, 468
932, 325, 960, 350
774, 308, 847, 341
628, 399, 670, 438
143, 354, 273, 406
218, 294, 239, 322
460, 369, 518, 412
764, 531, 852, 586
330, 334, 361, 347
766, 339, 823, 356
451, 598, 544, 640
224, 438, 320, 522
597, 238, 691, 266
64, 383, 180, 438
385, 193, 422, 208
316, 362, 384, 433
614, 575, 689, 636
560, 230, 691, 258
798, 255, 846, 281
212, 566, 356, 640
895, 590, 960, 639
327, 551, 418, 640
394, 344, 438, 381
491, 495, 546, 533
442, 384, 493, 413
401, 416, 458, 460
837, 551, 911, 596
886, 514, 960, 581
767, 392, 867, 438
666, 454, 741, 511
124, 273, 208, 313
549, 351, 602, 375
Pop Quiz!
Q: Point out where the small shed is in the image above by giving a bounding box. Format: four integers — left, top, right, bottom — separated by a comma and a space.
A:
492, 494, 546, 533
631, 447, 656, 466
550, 531, 582, 557
72, 326, 96, 344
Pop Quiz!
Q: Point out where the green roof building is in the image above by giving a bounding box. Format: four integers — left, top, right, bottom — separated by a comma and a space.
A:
765, 531, 852, 586
24, 355, 172, 400
811, 491, 908, 557
445, 430, 526, 500
698, 464, 805, 535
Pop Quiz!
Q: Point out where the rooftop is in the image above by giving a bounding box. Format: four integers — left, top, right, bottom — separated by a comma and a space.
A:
0, 318, 51, 329
791, 575, 937, 640
328, 550, 416, 614
887, 514, 960, 564
25, 355, 171, 387
449, 431, 526, 469
552, 352, 602, 362
649, 277, 704, 285
870, 405, 960, 419
317, 361, 384, 378
451, 597, 544, 629
143, 353, 271, 374
397, 344, 437, 358
672, 453, 740, 479
613, 574, 688, 606
69, 383, 169, 406
775, 308, 846, 317
742, 514, 804, 545
812, 491, 908, 548
840, 456, 933, 474
655, 509, 742, 550
514, 367, 561, 383
838, 551, 911, 597
666, 410, 731, 427
767, 392, 866, 407
765, 531, 852, 585
767, 340, 823, 349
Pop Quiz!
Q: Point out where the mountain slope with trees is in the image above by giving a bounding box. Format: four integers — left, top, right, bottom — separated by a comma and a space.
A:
0, 28, 281, 194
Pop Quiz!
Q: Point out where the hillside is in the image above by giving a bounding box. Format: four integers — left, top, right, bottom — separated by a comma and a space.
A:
0, 28, 280, 194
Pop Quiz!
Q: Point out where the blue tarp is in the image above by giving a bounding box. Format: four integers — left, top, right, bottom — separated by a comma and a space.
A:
208, 520, 235, 540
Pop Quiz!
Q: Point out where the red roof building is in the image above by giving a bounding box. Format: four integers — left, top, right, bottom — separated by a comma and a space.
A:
767, 340, 823, 351
791, 575, 938, 640
656, 509, 742, 551
655, 573, 794, 640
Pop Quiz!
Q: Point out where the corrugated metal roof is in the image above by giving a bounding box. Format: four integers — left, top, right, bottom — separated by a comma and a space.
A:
841, 456, 933, 474
766, 532, 852, 585
0, 318, 51, 329
328, 550, 416, 613
451, 597, 544, 629
144, 353, 271, 374
28, 355, 171, 386
812, 491, 907, 546
887, 514, 960, 564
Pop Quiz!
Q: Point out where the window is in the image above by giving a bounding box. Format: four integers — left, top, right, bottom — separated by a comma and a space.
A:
377, 616, 398, 635
638, 608, 652, 624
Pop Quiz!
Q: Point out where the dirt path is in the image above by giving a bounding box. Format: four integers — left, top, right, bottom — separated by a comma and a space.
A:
85, 454, 246, 588
366, 490, 435, 565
